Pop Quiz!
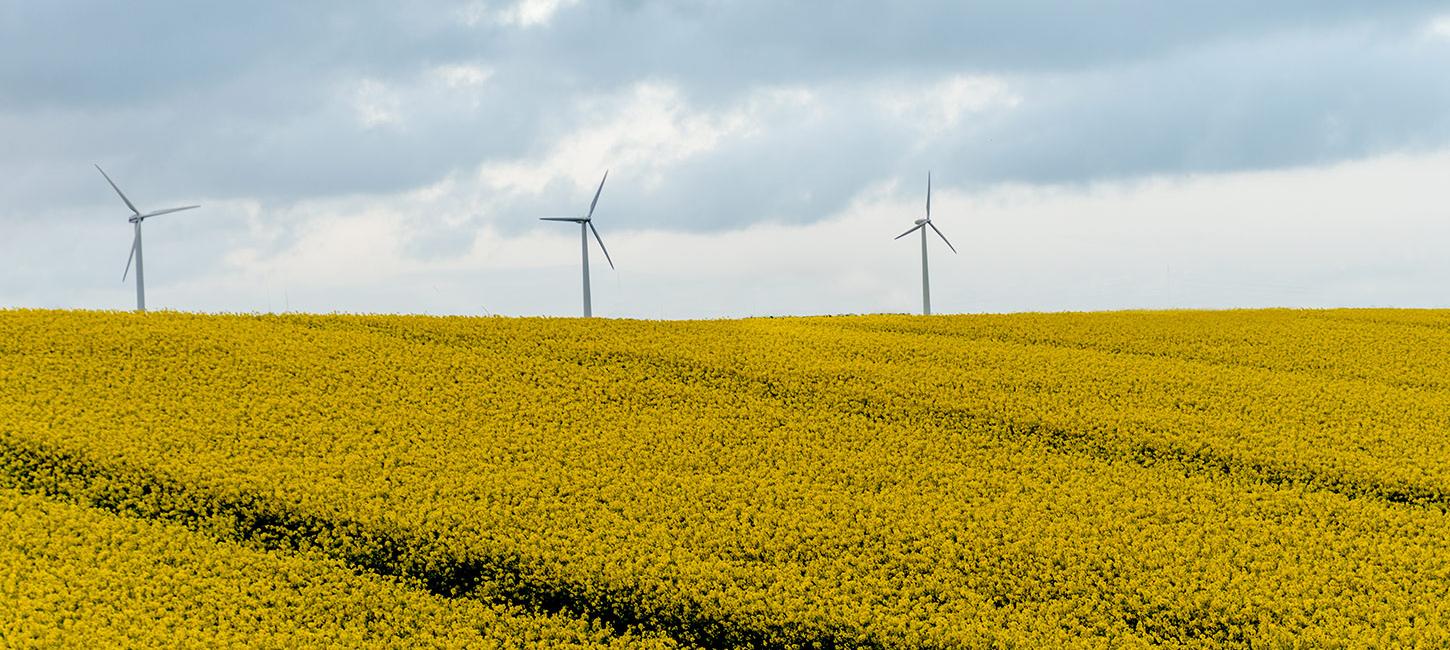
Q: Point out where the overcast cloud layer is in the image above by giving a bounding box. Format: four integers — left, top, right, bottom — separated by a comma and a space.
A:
3, 2, 1449, 317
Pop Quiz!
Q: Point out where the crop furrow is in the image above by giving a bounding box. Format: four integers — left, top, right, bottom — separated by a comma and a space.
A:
568, 348, 1450, 513
807, 319, 1415, 391
922, 407, 1450, 511
0, 433, 888, 650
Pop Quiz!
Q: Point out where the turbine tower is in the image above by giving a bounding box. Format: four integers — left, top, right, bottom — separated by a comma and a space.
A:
96, 165, 200, 312
540, 171, 615, 317
894, 172, 956, 315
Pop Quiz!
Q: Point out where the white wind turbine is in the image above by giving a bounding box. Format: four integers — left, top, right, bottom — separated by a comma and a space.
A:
96, 165, 200, 312
894, 172, 956, 315
540, 171, 615, 317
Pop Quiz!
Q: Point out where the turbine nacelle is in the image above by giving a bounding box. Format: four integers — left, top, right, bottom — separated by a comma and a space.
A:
538, 170, 616, 317
127, 206, 201, 224
97, 164, 202, 311
894, 172, 956, 254
895, 171, 957, 316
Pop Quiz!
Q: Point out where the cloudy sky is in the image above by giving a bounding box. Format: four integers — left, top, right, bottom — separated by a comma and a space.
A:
3, 2, 1449, 318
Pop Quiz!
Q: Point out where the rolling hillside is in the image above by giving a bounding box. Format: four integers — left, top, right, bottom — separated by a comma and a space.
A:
3, 309, 1448, 647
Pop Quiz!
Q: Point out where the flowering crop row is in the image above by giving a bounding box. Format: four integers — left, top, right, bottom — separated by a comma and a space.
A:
0, 486, 674, 649
823, 309, 1450, 390
744, 312, 1450, 505
2, 309, 1449, 647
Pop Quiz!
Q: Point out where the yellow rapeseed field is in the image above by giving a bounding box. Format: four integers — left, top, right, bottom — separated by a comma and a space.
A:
0, 487, 675, 648
2, 309, 1449, 647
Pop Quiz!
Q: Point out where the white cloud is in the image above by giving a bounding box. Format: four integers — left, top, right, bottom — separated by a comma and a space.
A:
85, 148, 1448, 317
432, 63, 493, 89
351, 79, 402, 129
879, 75, 1021, 135
503, 0, 580, 27
344, 63, 495, 130
459, 0, 580, 28
479, 82, 791, 195
8, 4, 1450, 320
1428, 15, 1450, 39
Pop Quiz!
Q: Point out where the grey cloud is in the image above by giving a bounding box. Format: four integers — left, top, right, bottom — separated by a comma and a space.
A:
3, 2, 1450, 242
0, 2, 485, 111
477, 21, 1450, 232
926, 24, 1450, 188
528, 1, 1444, 90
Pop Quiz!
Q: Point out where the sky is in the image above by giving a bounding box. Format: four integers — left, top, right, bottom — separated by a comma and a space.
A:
3, 1, 1449, 318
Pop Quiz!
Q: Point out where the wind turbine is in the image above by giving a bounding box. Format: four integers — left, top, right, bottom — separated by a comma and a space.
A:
540, 171, 615, 317
894, 172, 956, 315
96, 165, 200, 312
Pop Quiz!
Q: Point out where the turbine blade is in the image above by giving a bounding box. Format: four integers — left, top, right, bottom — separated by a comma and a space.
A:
140, 205, 200, 219
894, 223, 926, 240
122, 232, 137, 282
929, 221, 957, 253
96, 164, 139, 215
539, 217, 585, 222
586, 170, 608, 220
926, 171, 931, 220
589, 222, 614, 270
